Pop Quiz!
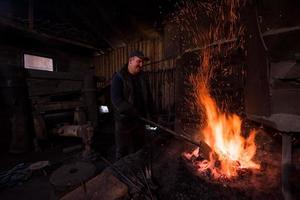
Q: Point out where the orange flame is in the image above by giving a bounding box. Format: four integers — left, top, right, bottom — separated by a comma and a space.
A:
185, 48, 260, 178
178, 0, 260, 179
193, 81, 260, 178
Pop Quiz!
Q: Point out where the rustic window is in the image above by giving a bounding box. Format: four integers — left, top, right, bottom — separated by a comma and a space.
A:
24, 54, 54, 71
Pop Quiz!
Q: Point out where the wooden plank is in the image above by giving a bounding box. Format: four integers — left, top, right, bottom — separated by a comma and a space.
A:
0, 17, 99, 51
34, 101, 83, 112
26, 69, 83, 81
27, 79, 82, 96
61, 168, 128, 200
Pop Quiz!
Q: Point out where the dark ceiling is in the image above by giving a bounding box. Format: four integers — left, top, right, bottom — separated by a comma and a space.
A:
0, 0, 178, 52
3, 0, 299, 54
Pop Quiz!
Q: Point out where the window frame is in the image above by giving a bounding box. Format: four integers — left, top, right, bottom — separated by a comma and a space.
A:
23, 52, 56, 72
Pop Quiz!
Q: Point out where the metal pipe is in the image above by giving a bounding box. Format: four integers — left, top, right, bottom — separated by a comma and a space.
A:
139, 117, 214, 157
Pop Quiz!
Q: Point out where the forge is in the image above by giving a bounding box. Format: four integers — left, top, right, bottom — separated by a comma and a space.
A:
61, 1, 300, 200
1, 1, 300, 200
62, 127, 289, 200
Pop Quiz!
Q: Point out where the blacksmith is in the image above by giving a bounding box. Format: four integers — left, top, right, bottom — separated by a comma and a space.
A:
111, 50, 153, 160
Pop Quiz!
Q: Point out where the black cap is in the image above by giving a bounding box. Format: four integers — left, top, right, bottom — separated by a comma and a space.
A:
129, 50, 150, 61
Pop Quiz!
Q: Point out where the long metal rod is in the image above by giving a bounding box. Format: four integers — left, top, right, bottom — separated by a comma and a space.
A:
100, 156, 154, 199
139, 117, 213, 154
99, 156, 141, 192
140, 168, 154, 200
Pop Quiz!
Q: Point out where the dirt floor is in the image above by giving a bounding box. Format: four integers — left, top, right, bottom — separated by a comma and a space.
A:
102, 126, 300, 200
1, 122, 300, 200
0, 143, 113, 200
0, 119, 116, 200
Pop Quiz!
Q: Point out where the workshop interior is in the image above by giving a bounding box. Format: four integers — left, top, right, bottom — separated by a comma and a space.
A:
0, 0, 300, 200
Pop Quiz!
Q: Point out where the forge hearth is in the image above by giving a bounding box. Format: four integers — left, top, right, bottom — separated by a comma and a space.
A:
155, 129, 283, 200
181, 129, 282, 198
62, 128, 297, 200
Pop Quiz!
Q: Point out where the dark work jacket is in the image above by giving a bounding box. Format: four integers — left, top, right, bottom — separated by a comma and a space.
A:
111, 65, 152, 121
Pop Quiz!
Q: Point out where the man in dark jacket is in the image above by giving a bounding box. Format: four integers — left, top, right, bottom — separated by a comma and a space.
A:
111, 50, 153, 160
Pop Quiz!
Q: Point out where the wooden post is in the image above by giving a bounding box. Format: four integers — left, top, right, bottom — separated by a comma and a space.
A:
83, 68, 99, 130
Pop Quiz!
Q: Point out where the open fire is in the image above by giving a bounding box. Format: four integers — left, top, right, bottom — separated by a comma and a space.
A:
178, 0, 260, 179
184, 80, 260, 179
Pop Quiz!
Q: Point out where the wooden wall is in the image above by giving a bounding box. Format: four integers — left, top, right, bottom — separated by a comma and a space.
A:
94, 39, 164, 81
0, 33, 93, 152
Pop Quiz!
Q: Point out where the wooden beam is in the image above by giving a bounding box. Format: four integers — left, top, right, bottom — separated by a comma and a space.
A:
26, 69, 83, 81
90, 0, 129, 46
67, 2, 116, 49
0, 17, 100, 51
28, 0, 34, 30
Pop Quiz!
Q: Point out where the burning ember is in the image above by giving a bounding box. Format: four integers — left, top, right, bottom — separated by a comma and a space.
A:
184, 82, 260, 179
